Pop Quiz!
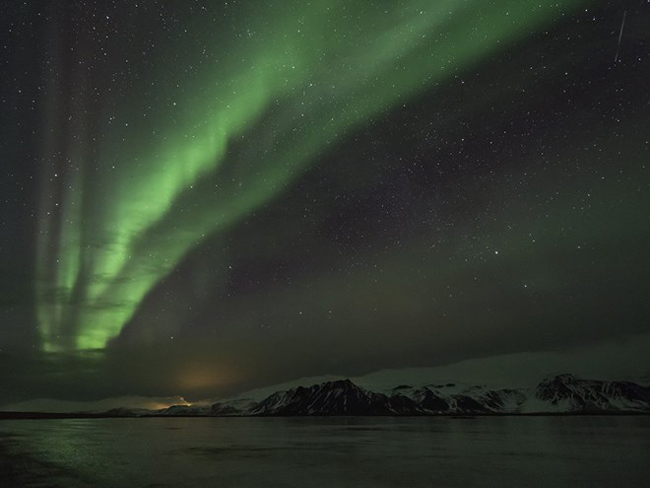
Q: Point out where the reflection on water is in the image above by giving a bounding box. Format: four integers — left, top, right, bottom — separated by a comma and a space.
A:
1, 416, 649, 487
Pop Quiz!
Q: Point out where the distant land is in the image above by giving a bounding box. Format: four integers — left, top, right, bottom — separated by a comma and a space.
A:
2, 374, 650, 418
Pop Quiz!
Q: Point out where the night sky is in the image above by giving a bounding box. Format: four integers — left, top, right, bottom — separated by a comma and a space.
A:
1, 0, 649, 404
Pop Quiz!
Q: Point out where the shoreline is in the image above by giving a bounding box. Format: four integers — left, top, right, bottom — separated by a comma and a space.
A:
1, 411, 649, 420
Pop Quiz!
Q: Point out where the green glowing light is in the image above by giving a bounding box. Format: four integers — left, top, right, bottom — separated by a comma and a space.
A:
36, 0, 587, 351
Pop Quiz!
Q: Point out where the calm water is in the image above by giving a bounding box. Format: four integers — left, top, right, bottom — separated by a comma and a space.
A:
0, 416, 648, 487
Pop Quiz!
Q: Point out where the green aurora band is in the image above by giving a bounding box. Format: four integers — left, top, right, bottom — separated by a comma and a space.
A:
35, 0, 587, 351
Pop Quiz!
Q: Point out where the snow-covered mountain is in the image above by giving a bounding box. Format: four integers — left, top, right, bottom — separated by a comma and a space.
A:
386, 383, 527, 414
4, 374, 648, 417
154, 374, 650, 417
247, 379, 422, 416
520, 373, 650, 413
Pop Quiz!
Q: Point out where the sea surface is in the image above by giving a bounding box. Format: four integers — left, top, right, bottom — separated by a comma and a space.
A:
0, 416, 648, 487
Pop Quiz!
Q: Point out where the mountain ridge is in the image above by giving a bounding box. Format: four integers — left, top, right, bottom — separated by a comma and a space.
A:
153, 374, 650, 417
3, 374, 649, 417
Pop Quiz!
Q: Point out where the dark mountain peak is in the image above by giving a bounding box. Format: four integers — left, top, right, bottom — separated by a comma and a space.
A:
601, 380, 650, 404
527, 373, 650, 413
538, 373, 581, 387
250, 378, 422, 416
535, 374, 584, 404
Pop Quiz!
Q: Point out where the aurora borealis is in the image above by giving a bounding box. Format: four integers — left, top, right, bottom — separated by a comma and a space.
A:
34, 0, 592, 352
1, 0, 649, 402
